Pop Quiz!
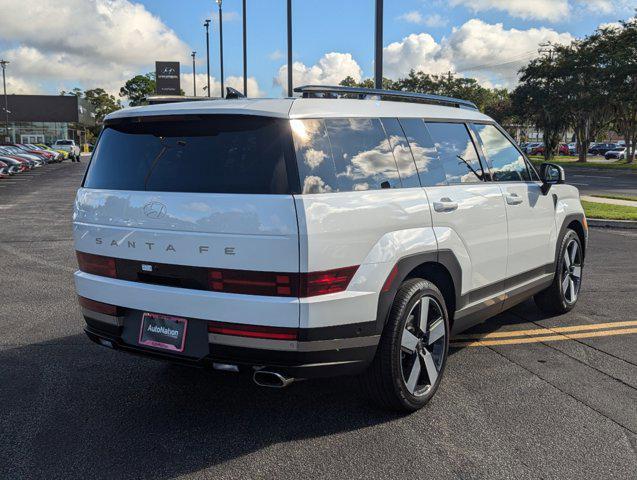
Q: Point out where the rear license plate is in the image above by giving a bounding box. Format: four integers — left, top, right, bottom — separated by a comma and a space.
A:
138, 313, 188, 352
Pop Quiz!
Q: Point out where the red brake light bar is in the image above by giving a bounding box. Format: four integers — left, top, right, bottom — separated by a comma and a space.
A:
207, 321, 298, 340
76, 251, 117, 278
208, 265, 359, 298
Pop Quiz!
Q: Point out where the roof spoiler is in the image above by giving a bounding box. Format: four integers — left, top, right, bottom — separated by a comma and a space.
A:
293, 85, 478, 110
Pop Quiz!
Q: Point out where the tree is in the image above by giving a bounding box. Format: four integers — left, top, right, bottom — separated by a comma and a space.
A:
119, 73, 156, 106
60, 87, 83, 97
513, 50, 572, 161
83, 88, 121, 124
597, 18, 637, 163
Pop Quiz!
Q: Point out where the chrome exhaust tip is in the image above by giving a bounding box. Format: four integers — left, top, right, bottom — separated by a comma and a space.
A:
253, 370, 295, 388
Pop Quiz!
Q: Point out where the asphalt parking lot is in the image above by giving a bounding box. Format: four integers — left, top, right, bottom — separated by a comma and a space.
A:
561, 164, 637, 197
1, 162, 635, 480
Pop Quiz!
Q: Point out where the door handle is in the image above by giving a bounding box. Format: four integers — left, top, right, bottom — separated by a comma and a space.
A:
505, 193, 523, 205
433, 197, 458, 212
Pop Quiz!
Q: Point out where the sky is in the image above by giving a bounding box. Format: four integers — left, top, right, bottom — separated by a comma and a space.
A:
0, 0, 634, 99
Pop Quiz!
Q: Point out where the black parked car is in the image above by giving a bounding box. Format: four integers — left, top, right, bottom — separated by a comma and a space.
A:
588, 143, 617, 155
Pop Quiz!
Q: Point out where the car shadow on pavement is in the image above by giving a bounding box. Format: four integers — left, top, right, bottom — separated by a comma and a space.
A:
0, 334, 401, 479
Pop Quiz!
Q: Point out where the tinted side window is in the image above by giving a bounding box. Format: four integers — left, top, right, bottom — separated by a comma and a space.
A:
425, 122, 484, 184
380, 118, 421, 188
325, 118, 401, 191
291, 119, 338, 194
399, 118, 447, 187
473, 124, 530, 182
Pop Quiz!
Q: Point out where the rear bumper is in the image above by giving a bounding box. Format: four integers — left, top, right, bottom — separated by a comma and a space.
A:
82, 308, 378, 379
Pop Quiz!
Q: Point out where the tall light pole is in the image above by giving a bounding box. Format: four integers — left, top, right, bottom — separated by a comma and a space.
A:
191, 51, 197, 96
0, 60, 9, 142
286, 0, 292, 97
374, 0, 383, 89
204, 19, 211, 97
242, 0, 247, 96
216, 0, 225, 98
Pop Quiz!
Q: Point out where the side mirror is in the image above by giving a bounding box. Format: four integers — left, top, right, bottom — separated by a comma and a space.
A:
539, 162, 565, 194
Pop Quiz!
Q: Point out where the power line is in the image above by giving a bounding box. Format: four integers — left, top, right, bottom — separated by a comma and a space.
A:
454, 50, 537, 73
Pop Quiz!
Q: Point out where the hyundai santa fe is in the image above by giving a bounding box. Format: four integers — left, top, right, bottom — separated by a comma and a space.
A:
74, 85, 587, 411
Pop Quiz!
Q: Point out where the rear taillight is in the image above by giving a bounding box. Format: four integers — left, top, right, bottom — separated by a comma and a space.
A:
76, 251, 116, 278
208, 269, 298, 297
207, 321, 298, 340
299, 266, 359, 297
78, 296, 120, 316
207, 265, 358, 297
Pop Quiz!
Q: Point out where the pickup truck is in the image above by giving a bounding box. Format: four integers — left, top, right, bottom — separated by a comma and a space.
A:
53, 139, 81, 161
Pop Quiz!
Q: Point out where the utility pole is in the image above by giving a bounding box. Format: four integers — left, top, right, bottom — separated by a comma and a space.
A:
374, 0, 383, 89
242, 0, 247, 96
287, 0, 292, 97
216, 0, 225, 98
0, 60, 9, 142
204, 19, 211, 97
191, 51, 197, 96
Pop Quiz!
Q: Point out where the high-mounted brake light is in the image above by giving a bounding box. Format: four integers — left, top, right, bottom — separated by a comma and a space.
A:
78, 296, 120, 316
207, 321, 298, 340
76, 251, 117, 278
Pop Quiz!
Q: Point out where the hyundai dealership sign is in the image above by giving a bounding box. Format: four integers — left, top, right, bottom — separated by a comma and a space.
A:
155, 61, 180, 95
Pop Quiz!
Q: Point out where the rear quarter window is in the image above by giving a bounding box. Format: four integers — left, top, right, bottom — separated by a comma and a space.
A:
292, 117, 402, 193
84, 115, 296, 194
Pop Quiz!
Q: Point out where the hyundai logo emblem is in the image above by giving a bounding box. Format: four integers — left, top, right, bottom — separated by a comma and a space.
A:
143, 201, 167, 219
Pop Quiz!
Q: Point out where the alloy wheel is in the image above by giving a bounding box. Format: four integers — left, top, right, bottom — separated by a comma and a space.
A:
400, 295, 446, 396
562, 239, 582, 304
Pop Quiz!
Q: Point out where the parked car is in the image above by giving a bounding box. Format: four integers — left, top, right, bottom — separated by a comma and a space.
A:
567, 142, 577, 155
588, 143, 617, 155
74, 86, 587, 412
525, 142, 542, 154
605, 147, 626, 160
0, 153, 31, 171
36, 143, 69, 160
14, 143, 56, 163
26, 144, 63, 162
0, 146, 40, 168
1, 144, 50, 165
532, 144, 569, 156
0, 160, 10, 178
53, 139, 81, 161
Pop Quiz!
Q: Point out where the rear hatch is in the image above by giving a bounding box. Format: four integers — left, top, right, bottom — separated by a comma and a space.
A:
74, 114, 300, 325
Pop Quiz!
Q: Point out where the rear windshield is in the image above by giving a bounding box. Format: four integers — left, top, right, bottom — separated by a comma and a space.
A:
56, 140, 73, 145
83, 115, 295, 194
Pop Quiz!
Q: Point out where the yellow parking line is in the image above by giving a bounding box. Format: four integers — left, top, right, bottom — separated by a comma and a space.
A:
453, 320, 637, 340
450, 327, 637, 347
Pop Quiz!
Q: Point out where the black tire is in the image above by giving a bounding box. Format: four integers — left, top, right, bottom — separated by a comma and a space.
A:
360, 278, 450, 412
534, 229, 584, 315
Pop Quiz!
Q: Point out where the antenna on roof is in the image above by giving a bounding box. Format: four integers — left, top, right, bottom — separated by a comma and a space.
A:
293, 85, 478, 110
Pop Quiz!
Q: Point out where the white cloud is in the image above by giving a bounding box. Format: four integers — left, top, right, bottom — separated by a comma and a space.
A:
449, 0, 569, 22
384, 33, 454, 80
0, 0, 190, 95
275, 52, 362, 93
181, 72, 264, 98
269, 49, 284, 61
577, 0, 634, 14
383, 19, 574, 88
397, 11, 448, 27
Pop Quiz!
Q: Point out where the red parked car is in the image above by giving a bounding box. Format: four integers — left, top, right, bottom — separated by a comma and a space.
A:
0, 160, 10, 178
531, 144, 569, 156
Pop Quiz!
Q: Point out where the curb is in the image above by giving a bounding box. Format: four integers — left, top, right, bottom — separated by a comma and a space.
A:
588, 218, 637, 230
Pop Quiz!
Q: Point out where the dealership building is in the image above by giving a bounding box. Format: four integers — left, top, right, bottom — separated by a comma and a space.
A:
2, 94, 96, 144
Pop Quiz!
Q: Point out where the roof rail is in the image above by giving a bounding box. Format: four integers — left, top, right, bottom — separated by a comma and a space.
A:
294, 85, 478, 110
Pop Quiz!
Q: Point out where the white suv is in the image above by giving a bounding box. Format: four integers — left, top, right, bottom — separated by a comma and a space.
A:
74, 86, 587, 411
